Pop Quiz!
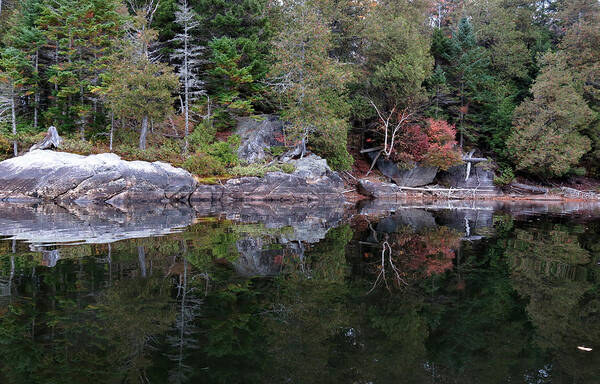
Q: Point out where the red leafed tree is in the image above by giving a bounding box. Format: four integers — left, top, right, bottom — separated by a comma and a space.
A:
394, 124, 430, 164
423, 118, 462, 170
392, 118, 462, 170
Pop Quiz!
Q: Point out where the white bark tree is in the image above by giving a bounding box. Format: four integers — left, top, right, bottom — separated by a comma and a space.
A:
125, 0, 161, 62
171, 0, 204, 153
0, 82, 17, 156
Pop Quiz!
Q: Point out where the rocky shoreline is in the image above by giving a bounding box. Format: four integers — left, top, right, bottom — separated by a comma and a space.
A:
0, 150, 345, 205
1, 150, 598, 205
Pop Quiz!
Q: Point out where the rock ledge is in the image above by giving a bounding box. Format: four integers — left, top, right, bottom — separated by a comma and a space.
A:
0, 151, 344, 204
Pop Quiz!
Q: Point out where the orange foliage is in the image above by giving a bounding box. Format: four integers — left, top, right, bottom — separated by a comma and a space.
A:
392, 226, 460, 277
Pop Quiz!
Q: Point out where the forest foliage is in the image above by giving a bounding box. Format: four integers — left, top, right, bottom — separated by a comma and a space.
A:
0, 0, 598, 178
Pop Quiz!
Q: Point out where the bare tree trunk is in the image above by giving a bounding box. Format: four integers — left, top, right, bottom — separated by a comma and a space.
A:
110, 112, 114, 152
33, 93, 39, 129
11, 86, 17, 157
459, 82, 464, 148
139, 115, 149, 150
183, 26, 190, 154
80, 86, 85, 141
34, 49, 39, 129
138, 246, 147, 278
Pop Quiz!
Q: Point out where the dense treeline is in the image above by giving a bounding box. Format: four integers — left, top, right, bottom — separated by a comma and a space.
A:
0, 0, 598, 180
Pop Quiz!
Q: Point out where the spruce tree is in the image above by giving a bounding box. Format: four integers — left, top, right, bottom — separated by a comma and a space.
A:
195, 0, 272, 125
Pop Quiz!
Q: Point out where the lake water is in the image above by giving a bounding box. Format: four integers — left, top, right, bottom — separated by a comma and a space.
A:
0, 200, 599, 383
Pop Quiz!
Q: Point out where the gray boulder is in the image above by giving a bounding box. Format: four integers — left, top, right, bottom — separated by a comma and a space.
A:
192, 168, 344, 202
236, 115, 285, 163
437, 162, 500, 194
0, 150, 197, 204
368, 153, 437, 187
358, 179, 406, 200
192, 154, 343, 202
289, 154, 330, 178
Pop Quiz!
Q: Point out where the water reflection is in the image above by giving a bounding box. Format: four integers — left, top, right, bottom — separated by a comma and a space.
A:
0, 201, 599, 383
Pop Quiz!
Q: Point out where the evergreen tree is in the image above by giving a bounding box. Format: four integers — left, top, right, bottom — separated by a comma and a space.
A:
557, 0, 600, 174
507, 52, 594, 177
269, 0, 352, 169
104, 56, 179, 150
358, 0, 433, 158
0, 47, 30, 156
195, 0, 272, 126
37, 0, 125, 138
3, 0, 45, 129
104, 9, 178, 151
447, 17, 492, 148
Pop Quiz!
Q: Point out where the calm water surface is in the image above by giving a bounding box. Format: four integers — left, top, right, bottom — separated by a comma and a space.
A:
0, 201, 599, 384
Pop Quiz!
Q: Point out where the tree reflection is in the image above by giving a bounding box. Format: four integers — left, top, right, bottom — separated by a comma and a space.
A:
507, 222, 600, 383
0, 212, 600, 383
363, 223, 461, 291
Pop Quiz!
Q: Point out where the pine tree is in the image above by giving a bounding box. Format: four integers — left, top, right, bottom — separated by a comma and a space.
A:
171, 0, 204, 153
269, 0, 352, 168
104, 10, 178, 151
104, 56, 179, 150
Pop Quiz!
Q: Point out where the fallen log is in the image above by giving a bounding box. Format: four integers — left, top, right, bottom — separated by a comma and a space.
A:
360, 146, 383, 154
461, 157, 488, 163
397, 186, 496, 192
509, 182, 548, 194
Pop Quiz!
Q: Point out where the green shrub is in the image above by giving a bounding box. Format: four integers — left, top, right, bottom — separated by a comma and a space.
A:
278, 163, 295, 174
61, 138, 95, 155
230, 163, 269, 177
230, 162, 296, 177
267, 146, 287, 157
309, 129, 353, 171
0, 135, 11, 158
494, 167, 515, 187
205, 135, 240, 167
570, 167, 587, 177
183, 153, 226, 176
188, 121, 217, 152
